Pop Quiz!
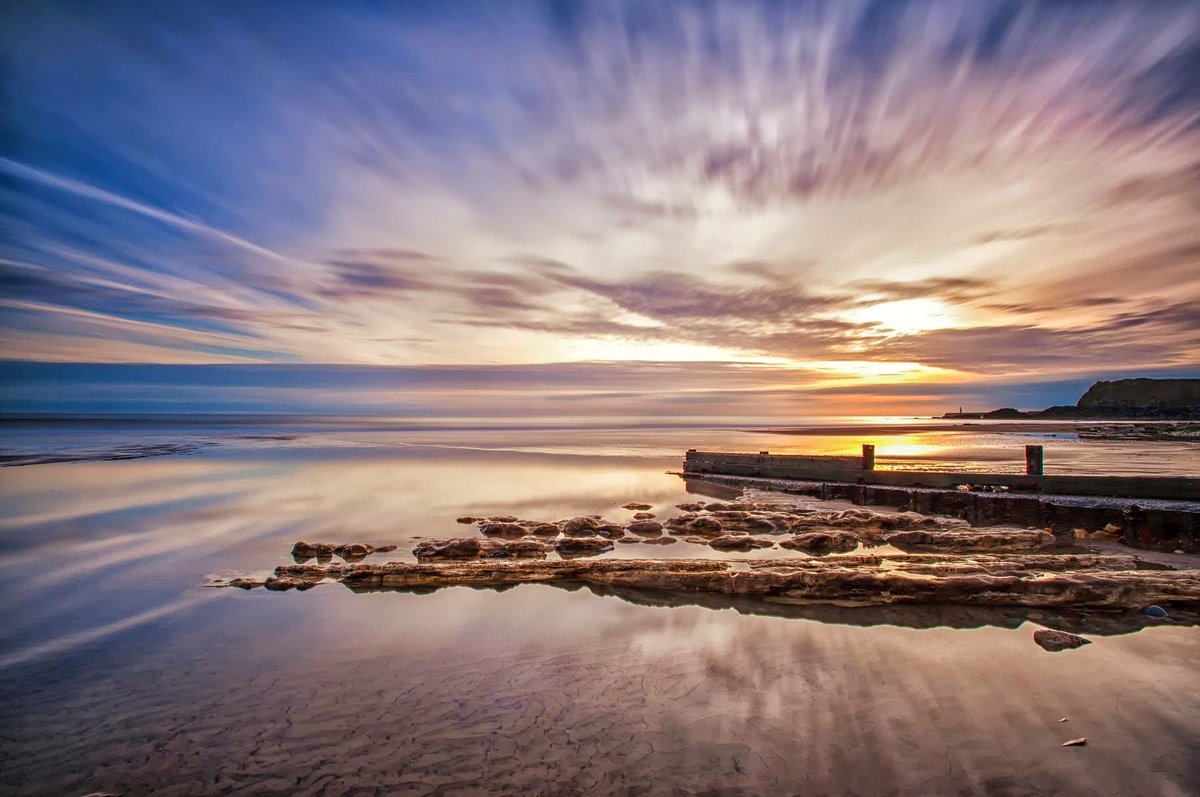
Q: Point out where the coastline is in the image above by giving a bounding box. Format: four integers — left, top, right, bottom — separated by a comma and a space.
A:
746, 420, 1200, 438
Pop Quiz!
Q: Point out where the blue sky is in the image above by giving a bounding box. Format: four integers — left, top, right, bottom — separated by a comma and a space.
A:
2, 1, 1198, 414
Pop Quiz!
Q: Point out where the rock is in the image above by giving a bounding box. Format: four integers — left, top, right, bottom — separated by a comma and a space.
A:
627, 520, 665, 536
561, 516, 603, 536
743, 516, 780, 532
1033, 629, 1092, 652
226, 577, 265, 590
527, 523, 562, 537
291, 541, 336, 561
882, 529, 1056, 553
1060, 737, 1087, 747
780, 531, 860, 554
705, 502, 734, 511
1174, 550, 1186, 555
332, 543, 398, 563
554, 537, 614, 558
486, 538, 553, 559
622, 503, 653, 511
293, 541, 396, 563
595, 523, 626, 538
689, 516, 723, 533
267, 554, 1200, 609
675, 502, 706, 511
708, 535, 774, 551
487, 515, 519, 523
617, 536, 642, 544
455, 516, 479, 524
479, 522, 527, 539
641, 536, 677, 545
1143, 605, 1169, 618
264, 575, 322, 592
414, 537, 551, 562
413, 538, 486, 560
633, 512, 656, 520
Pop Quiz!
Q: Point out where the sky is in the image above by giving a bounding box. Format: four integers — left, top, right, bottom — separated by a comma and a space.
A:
1, 0, 1198, 416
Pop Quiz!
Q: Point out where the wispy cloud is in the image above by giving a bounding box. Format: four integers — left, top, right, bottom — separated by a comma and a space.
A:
1, 0, 1197, 404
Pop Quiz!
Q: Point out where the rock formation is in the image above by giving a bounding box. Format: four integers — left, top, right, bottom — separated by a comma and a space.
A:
226, 554, 1200, 609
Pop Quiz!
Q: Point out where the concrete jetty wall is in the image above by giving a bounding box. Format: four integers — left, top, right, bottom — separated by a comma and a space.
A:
682, 451, 1200, 553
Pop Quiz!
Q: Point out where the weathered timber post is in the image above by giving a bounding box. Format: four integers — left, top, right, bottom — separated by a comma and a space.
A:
1025, 444, 1044, 476
861, 444, 876, 471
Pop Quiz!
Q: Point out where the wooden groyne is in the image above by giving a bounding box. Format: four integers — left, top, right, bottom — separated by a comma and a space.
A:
682, 448, 1200, 553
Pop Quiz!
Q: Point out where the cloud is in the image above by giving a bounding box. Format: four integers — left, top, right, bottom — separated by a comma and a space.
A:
1, 0, 1198, 390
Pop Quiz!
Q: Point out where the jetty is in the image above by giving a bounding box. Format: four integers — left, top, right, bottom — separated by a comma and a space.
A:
682, 446, 1200, 553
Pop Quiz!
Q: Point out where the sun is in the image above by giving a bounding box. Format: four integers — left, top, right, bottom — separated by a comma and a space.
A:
845, 298, 963, 335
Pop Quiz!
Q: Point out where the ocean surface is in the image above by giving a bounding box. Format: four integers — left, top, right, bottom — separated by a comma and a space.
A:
1, 416, 1198, 795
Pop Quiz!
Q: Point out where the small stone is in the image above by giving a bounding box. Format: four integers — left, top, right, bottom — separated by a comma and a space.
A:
633, 512, 656, 520
1174, 549, 1185, 555
1033, 629, 1092, 652
1060, 738, 1087, 747
1143, 605, 1169, 618
622, 503, 653, 511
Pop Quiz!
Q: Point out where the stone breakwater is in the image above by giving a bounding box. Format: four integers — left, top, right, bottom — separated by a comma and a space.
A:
208, 499, 1200, 611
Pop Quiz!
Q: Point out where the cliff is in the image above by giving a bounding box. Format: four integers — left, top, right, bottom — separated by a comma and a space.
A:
1077, 378, 1200, 415
943, 377, 1200, 420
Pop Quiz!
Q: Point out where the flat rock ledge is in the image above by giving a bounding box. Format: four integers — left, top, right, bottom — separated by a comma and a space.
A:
213, 553, 1200, 609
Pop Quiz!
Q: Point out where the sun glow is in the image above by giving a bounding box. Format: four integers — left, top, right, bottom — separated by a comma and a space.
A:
846, 298, 964, 335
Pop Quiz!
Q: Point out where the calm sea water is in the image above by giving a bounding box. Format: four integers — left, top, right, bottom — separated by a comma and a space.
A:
1, 418, 1197, 794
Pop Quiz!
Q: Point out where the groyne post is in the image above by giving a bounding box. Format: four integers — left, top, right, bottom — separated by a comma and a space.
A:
1025, 445, 1044, 476
861, 444, 875, 471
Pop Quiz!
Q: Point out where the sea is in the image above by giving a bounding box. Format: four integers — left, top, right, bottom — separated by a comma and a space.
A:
1, 415, 1197, 795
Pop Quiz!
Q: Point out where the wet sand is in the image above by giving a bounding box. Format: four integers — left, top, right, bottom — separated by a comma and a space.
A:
1, 440, 1198, 795
2, 585, 1197, 796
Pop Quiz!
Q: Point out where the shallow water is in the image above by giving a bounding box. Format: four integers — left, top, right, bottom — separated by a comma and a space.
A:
1, 425, 1198, 795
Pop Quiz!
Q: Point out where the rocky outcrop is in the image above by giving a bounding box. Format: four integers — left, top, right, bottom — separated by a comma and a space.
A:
882, 529, 1055, 553
226, 554, 1200, 609
708, 535, 774, 551
413, 537, 552, 562
291, 541, 398, 563
780, 531, 861, 554
553, 537, 615, 558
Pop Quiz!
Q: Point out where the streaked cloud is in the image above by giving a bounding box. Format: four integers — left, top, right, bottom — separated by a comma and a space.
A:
1, 0, 1198, 409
